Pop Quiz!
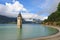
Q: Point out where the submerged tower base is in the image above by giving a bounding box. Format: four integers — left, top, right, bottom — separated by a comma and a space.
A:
17, 25, 22, 28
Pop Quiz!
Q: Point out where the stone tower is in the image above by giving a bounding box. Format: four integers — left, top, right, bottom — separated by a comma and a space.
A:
17, 12, 22, 28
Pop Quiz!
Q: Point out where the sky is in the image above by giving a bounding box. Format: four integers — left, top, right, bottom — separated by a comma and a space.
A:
0, 0, 60, 20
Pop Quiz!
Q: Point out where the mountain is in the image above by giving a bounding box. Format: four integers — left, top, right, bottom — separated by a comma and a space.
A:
23, 18, 42, 24
0, 15, 17, 24
0, 15, 41, 24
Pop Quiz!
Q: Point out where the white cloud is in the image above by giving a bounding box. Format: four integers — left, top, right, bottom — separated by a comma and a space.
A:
37, 0, 60, 14
0, 0, 28, 17
0, 0, 45, 20
0, 0, 60, 20
22, 13, 38, 19
35, 0, 60, 20
21, 13, 47, 20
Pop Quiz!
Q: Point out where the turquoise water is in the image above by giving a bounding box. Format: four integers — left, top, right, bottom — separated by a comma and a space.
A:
0, 24, 58, 40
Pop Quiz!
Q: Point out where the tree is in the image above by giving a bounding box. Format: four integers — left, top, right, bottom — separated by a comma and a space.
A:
47, 3, 60, 22
43, 3, 60, 26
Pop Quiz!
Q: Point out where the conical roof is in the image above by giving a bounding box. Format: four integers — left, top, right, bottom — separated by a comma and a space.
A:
18, 12, 22, 17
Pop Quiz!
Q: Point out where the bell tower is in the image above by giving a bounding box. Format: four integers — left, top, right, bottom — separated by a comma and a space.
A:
17, 12, 22, 28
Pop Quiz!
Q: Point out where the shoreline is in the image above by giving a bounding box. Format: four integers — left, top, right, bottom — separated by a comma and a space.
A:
27, 25, 60, 40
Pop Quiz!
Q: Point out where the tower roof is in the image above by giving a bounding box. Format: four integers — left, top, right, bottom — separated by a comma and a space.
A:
18, 12, 22, 17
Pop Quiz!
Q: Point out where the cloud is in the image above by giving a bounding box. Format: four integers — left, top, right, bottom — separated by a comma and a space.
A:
36, 0, 60, 14
30, 0, 60, 17
32, 0, 60, 20
21, 13, 48, 20
0, 0, 27, 17
0, 0, 45, 20
0, 0, 60, 20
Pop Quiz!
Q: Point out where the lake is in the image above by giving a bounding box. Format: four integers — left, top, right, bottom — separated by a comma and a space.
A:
0, 24, 58, 40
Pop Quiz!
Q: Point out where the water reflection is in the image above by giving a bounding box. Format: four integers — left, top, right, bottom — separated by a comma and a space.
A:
17, 25, 22, 29
0, 24, 58, 40
17, 29, 22, 40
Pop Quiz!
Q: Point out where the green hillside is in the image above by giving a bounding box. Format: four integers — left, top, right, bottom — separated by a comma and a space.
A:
43, 3, 60, 26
